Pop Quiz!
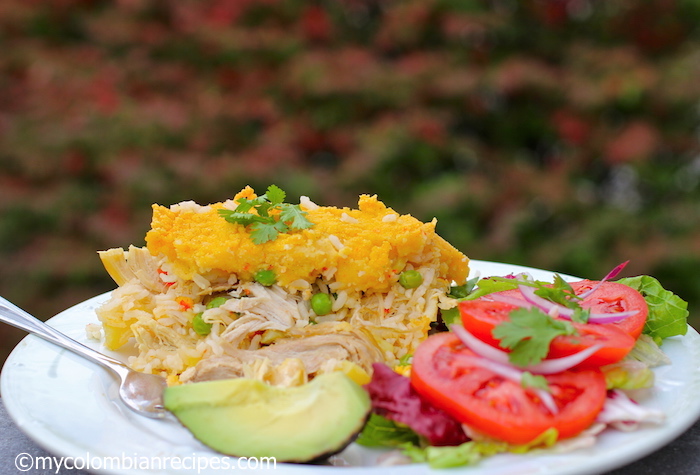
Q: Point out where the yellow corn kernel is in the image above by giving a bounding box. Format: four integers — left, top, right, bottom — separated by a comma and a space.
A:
393, 364, 412, 377
102, 322, 134, 350
338, 360, 371, 386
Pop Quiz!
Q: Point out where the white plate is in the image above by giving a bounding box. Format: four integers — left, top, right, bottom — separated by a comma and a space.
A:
2, 260, 700, 475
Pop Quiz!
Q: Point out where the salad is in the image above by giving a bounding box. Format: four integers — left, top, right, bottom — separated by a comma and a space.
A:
356, 262, 689, 469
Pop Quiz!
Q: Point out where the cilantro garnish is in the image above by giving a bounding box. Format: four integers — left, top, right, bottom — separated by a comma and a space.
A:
533, 275, 579, 308
492, 308, 576, 367
532, 275, 591, 323
465, 273, 591, 323
569, 307, 591, 324
218, 185, 314, 244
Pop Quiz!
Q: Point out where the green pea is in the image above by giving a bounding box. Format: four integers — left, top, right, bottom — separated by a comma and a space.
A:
206, 296, 229, 309
310, 293, 333, 316
399, 270, 423, 289
254, 269, 277, 286
192, 312, 212, 336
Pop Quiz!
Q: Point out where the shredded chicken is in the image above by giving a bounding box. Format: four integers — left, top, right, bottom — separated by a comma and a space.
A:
181, 322, 384, 386
218, 282, 308, 347
98, 246, 165, 292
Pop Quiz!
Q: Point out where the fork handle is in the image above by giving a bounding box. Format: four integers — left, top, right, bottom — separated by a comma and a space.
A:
0, 296, 129, 376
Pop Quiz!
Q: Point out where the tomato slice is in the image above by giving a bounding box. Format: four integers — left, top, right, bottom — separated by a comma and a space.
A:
571, 280, 648, 339
411, 332, 607, 445
458, 300, 514, 348
459, 281, 644, 367
458, 299, 638, 367
485, 280, 648, 339
543, 321, 636, 365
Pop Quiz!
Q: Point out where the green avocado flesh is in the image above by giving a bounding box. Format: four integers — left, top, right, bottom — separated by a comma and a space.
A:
163, 371, 371, 462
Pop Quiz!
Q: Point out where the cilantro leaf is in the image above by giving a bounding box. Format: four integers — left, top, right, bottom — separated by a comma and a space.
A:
534, 274, 581, 309
492, 308, 576, 367
218, 185, 315, 243
465, 274, 584, 314
236, 195, 268, 212
265, 184, 286, 205
231, 200, 253, 214
218, 210, 266, 226
250, 220, 288, 244
278, 203, 313, 230
570, 307, 591, 324
254, 200, 273, 217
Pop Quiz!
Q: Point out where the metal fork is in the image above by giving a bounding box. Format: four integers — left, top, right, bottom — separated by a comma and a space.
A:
0, 296, 167, 419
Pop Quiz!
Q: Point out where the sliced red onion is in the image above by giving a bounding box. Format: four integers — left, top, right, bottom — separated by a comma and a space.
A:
596, 389, 665, 430
451, 325, 603, 375
451, 324, 511, 366
518, 284, 637, 324
577, 261, 630, 299
455, 353, 559, 415
524, 343, 603, 375
580, 310, 639, 324
518, 284, 576, 318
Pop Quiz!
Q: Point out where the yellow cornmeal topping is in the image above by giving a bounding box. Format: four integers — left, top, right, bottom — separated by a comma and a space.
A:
145, 186, 469, 293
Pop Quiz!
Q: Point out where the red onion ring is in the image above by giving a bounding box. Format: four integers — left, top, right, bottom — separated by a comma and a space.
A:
524, 343, 603, 375
451, 323, 511, 366
451, 325, 604, 375
577, 261, 629, 300
517, 284, 637, 324
454, 352, 559, 415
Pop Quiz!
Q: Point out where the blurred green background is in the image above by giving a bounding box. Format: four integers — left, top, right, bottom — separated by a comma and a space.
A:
1, 0, 699, 367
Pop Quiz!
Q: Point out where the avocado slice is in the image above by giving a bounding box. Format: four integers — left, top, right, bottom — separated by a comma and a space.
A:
163, 371, 371, 462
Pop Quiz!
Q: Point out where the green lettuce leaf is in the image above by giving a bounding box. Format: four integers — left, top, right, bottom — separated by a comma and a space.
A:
401, 428, 558, 469
354, 413, 420, 448
625, 334, 672, 367
616, 275, 689, 344
463, 276, 520, 300
602, 360, 655, 390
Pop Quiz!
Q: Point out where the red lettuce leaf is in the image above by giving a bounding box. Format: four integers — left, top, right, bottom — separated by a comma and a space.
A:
364, 363, 468, 446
